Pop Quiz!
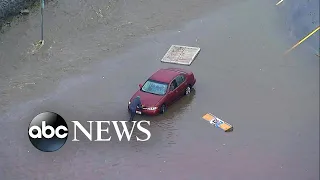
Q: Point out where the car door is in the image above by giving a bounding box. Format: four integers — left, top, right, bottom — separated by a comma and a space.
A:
166, 79, 179, 105
174, 74, 187, 98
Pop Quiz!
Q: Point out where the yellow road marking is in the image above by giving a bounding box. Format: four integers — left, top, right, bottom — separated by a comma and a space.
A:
284, 26, 320, 55
276, 0, 284, 6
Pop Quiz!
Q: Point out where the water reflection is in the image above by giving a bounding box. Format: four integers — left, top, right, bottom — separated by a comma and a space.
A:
152, 88, 196, 122
133, 89, 197, 148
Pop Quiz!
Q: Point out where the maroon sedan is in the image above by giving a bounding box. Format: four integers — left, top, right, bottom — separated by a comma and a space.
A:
128, 68, 196, 115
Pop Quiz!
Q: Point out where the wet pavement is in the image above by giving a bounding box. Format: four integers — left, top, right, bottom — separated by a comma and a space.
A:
0, 0, 319, 180
278, 0, 319, 52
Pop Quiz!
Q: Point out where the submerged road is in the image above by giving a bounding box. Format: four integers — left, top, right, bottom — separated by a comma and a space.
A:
0, 0, 319, 180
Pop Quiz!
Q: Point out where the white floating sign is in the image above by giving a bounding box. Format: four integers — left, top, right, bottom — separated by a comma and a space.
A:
161, 45, 200, 66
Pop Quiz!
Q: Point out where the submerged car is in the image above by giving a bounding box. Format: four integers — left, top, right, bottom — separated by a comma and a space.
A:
128, 68, 196, 115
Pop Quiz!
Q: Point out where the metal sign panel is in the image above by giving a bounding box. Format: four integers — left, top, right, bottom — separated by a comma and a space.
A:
161, 45, 200, 65
202, 113, 233, 132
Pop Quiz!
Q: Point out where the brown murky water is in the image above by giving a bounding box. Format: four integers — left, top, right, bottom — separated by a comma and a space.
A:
0, 0, 319, 180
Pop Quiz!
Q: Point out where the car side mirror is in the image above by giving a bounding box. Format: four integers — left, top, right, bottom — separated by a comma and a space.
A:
139, 84, 142, 88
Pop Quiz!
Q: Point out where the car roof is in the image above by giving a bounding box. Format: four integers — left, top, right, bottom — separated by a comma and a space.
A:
149, 68, 186, 83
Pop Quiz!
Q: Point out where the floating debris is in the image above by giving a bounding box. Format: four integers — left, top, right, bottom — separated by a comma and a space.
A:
161, 45, 200, 66
202, 113, 233, 132
20, 9, 30, 15
30, 40, 44, 54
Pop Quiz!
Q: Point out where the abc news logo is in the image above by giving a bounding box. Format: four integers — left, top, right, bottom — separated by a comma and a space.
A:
28, 112, 151, 152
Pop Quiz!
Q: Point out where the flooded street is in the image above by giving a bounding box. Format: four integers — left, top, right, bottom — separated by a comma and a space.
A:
0, 0, 319, 180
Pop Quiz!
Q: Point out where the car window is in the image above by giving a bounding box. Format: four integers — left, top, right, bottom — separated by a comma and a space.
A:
169, 80, 178, 91
141, 80, 168, 95
175, 75, 185, 86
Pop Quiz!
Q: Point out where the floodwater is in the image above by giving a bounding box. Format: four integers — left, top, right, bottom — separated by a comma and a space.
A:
0, 0, 319, 180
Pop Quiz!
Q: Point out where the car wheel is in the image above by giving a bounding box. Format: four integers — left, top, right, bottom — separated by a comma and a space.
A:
185, 85, 191, 95
160, 104, 166, 114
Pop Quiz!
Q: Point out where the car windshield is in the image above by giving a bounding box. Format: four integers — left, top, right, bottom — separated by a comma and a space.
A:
141, 79, 168, 95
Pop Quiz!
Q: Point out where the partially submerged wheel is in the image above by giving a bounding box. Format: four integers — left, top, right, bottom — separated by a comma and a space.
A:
185, 85, 191, 95
160, 104, 166, 114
